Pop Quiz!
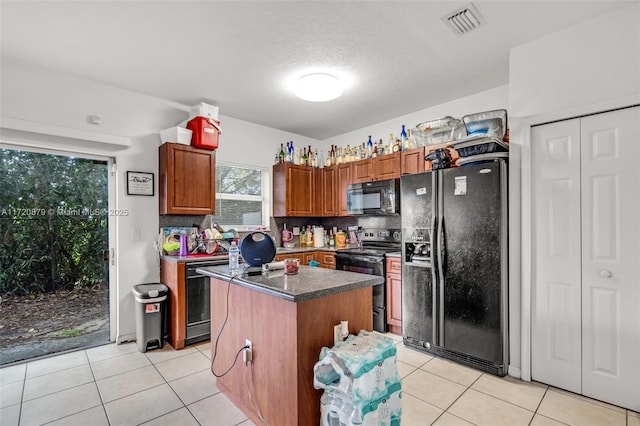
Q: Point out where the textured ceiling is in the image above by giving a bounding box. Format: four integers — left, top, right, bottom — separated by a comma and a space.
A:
0, 1, 632, 140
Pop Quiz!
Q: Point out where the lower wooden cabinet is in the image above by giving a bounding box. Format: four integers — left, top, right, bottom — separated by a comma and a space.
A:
160, 258, 187, 349
274, 251, 335, 269
315, 251, 336, 269
386, 256, 402, 335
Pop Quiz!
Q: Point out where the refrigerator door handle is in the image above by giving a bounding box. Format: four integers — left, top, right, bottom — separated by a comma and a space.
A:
431, 216, 438, 344
436, 172, 445, 345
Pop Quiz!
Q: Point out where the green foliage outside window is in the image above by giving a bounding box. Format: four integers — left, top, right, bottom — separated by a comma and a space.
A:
0, 149, 108, 296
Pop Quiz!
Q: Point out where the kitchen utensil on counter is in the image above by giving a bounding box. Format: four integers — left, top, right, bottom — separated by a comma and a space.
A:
203, 239, 219, 254
348, 226, 362, 248
179, 235, 188, 256
335, 231, 347, 249
313, 226, 325, 248
282, 223, 294, 248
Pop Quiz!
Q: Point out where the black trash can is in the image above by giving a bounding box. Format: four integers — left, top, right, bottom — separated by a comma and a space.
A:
132, 283, 169, 353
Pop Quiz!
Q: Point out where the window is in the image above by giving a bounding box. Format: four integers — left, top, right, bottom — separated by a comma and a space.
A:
210, 162, 269, 230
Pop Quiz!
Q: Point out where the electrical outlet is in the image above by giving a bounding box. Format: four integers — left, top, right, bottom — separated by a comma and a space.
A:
334, 324, 342, 346
243, 339, 253, 365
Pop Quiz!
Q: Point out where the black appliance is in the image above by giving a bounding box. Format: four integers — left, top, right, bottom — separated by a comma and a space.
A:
184, 258, 228, 345
400, 159, 508, 376
335, 228, 401, 333
346, 179, 400, 215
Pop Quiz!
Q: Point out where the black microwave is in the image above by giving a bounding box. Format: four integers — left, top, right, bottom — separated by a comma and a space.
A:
346, 179, 400, 215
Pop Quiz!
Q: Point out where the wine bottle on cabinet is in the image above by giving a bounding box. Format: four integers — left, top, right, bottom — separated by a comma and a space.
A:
279, 143, 285, 163
284, 142, 291, 163
400, 125, 408, 150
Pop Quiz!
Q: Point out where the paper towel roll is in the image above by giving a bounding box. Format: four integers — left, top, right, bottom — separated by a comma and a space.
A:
262, 261, 285, 271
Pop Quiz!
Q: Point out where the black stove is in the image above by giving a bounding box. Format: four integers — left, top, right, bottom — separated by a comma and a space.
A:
337, 228, 402, 257
335, 228, 401, 333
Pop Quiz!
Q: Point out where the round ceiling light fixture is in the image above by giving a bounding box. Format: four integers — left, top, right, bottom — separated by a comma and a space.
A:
293, 73, 344, 102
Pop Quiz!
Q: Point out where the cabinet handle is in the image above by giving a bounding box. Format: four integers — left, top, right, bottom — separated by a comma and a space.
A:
599, 270, 613, 278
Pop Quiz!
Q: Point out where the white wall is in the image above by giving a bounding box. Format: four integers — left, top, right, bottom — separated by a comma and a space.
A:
0, 58, 317, 343
215, 114, 318, 168
509, 2, 640, 119
322, 85, 509, 149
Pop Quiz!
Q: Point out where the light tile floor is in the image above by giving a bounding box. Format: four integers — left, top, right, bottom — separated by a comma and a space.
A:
1, 334, 638, 426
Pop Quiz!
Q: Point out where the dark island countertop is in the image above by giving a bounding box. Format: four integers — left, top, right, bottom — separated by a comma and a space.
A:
196, 264, 383, 302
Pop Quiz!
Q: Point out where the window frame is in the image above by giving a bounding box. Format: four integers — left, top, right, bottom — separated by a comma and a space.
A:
214, 161, 270, 231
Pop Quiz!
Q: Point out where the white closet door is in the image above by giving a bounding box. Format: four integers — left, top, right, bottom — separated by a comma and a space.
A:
531, 119, 582, 393
580, 107, 640, 410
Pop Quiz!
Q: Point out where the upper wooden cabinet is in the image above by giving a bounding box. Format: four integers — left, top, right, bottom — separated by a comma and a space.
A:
336, 163, 352, 216
351, 158, 374, 183
159, 143, 216, 215
315, 166, 338, 217
374, 152, 401, 180
401, 147, 426, 175
351, 153, 401, 183
273, 163, 314, 217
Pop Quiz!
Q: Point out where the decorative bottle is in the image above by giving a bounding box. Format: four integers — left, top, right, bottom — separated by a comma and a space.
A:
289, 141, 295, 163
400, 125, 408, 150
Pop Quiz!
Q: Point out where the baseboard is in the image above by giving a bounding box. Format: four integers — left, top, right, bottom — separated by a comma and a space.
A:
508, 365, 522, 379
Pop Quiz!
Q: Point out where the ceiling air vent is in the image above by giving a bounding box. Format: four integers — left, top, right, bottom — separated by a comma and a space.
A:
443, 3, 485, 36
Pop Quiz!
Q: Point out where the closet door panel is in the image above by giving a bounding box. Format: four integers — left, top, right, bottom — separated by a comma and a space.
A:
581, 107, 640, 411
531, 119, 582, 393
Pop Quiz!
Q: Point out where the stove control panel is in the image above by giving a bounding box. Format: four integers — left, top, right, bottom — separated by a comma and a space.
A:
360, 228, 402, 242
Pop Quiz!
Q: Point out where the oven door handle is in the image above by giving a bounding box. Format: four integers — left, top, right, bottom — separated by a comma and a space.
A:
336, 254, 384, 264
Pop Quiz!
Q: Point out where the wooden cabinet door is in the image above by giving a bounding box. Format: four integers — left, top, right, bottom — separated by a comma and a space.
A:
316, 251, 336, 269
273, 163, 314, 217
385, 273, 402, 328
374, 152, 400, 180
385, 257, 402, 334
287, 165, 314, 216
336, 163, 352, 216
302, 252, 315, 266
160, 259, 186, 349
159, 143, 215, 215
316, 166, 337, 216
401, 147, 425, 175
352, 158, 374, 183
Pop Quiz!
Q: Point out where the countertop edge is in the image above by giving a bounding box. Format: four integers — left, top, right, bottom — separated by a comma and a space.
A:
196, 266, 383, 302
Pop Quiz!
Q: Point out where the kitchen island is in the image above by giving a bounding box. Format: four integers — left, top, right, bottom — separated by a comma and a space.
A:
196, 264, 383, 426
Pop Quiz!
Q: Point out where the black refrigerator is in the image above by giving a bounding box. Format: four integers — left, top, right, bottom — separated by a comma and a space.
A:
400, 159, 508, 376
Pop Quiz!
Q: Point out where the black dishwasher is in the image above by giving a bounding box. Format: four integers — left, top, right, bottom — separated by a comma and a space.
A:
184, 259, 227, 345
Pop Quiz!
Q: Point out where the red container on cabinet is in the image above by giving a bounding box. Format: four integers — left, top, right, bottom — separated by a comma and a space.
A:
187, 117, 220, 150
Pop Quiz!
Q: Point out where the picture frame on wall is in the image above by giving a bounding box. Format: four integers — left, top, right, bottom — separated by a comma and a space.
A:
127, 171, 154, 196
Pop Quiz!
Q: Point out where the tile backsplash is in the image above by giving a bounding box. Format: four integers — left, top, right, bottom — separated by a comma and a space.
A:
159, 214, 400, 248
